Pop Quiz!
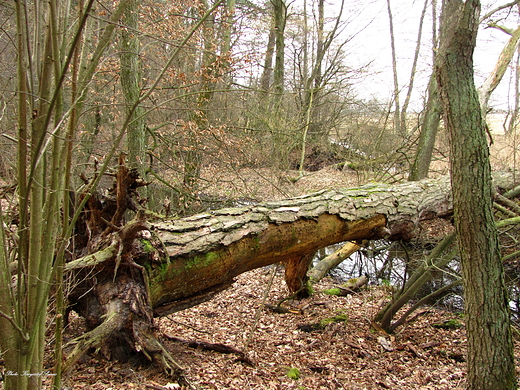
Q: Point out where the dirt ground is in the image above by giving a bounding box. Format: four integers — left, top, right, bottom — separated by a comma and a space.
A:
55, 266, 520, 390
13, 132, 520, 389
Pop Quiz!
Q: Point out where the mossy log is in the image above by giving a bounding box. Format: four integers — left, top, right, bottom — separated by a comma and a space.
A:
322, 275, 369, 296
66, 169, 518, 378
147, 171, 517, 315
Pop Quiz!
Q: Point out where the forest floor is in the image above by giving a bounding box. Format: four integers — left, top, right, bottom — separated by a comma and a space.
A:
34, 133, 520, 389
58, 266, 520, 390
58, 169, 520, 388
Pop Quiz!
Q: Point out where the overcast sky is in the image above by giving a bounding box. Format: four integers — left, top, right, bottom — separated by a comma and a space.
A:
316, 0, 520, 111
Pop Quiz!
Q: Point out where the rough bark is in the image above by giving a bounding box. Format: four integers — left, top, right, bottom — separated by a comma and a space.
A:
65, 160, 193, 383
272, 0, 286, 99
147, 172, 517, 316
66, 169, 519, 378
120, 0, 147, 178
260, 7, 276, 92
409, 0, 440, 181
436, 0, 516, 388
408, 73, 442, 181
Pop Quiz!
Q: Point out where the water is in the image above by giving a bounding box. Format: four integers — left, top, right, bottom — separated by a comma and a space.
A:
314, 239, 465, 312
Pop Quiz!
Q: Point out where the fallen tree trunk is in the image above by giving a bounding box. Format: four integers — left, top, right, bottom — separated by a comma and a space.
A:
308, 241, 363, 283
148, 173, 464, 315
322, 275, 370, 296
66, 170, 519, 378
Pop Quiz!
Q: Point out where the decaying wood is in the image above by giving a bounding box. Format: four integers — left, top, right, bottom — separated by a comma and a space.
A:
284, 252, 315, 299
66, 169, 519, 379
263, 303, 302, 314
336, 275, 369, 295
148, 176, 449, 313
66, 158, 191, 384
164, 335, 252, 365
308, 241, 363, 283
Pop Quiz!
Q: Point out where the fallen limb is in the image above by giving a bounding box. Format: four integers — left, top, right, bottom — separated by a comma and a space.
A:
495, 193, 520, 216
388, 280, 462, 332
308, 241, 363, 283
263, 303, 302, 314
375, 232, 457, 331
164, 335, 254, 366
323, 275, 369, 296
339, 274, 369, 294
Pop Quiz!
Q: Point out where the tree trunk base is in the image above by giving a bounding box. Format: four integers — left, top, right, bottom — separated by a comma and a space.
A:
64, 161, 520, 382
65, 273, 191, 386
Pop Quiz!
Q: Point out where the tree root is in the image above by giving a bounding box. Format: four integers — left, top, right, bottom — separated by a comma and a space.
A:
136, 326, 196, 389
164, 335, 254, 366
64, 277, 194, 388
62, 300, 127, 376
65, 157, 194, 386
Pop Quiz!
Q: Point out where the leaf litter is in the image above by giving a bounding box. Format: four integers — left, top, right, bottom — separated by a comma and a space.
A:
42, 159, 520, 389
58, 266, 520, 389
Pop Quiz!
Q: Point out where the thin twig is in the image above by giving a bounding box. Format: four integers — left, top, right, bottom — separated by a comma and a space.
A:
0, 309, 29, 342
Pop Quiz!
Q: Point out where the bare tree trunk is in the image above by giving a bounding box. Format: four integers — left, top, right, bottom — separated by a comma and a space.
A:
77, 2, 127, 170
120, 0, 147, 179
272, 0, 287, 102
299, 0, 344, 151
507, 46, 520, 135
387, 0, 401, 134
409, 73, 442, 181
183, 0, 223, 193
409, 0, 441, 181
260, 4, 276, 92
302, 0, 309, 89
478, 23, 520, 114
400, 0, 428, 131
2, 2, 226, 388
436, 0, 516, 388
315, 0, 324, 91
221, 0, 236, 58
1, 2, 98, 389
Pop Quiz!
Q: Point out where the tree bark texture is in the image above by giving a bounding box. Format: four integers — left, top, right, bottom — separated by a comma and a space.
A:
260, 9, 276, 92
436, 0, 516, 388
387, 0, 402, 134
66, 169, 519, 376
120, 0, 147, 178
272, 0, 286, 98
147, 172, 517, 316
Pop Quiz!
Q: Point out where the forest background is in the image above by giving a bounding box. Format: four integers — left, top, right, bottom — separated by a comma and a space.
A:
2, 0, 520, 389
